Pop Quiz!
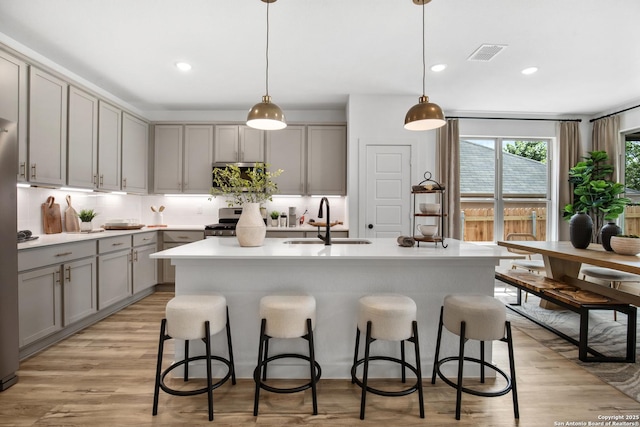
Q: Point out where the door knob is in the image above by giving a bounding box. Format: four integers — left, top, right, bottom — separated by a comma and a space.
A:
368, 224, 374, 229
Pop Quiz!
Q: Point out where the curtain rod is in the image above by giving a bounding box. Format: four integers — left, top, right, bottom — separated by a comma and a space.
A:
447, 116, 581, 123
589, 104, 640, 123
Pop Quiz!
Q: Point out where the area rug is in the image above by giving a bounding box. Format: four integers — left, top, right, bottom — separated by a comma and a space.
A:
496, 282, 640, 402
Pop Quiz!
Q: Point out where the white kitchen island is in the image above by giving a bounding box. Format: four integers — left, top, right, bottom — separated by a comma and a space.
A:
151, 237, 516, 379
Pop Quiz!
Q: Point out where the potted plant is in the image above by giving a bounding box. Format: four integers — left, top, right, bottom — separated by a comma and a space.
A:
78, 209, 98, 232
210, 162, 283, 246
270, 210, 280, 227
563, 150, 631, 249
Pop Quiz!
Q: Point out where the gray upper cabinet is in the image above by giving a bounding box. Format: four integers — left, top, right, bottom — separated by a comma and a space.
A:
214, 125, 264, 163
67, 86, 98, 189
0, 50, 28, 181
183, 125, 214, 193
28, 67, 68, 186
306, 125, 347, 195
97, 101, 122, 191
121, 113, 148, 194
154, 125, 183, 193
266, 126, 306, 195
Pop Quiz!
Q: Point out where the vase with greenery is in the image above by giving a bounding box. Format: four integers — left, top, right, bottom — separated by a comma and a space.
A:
210, 163, 283, 246
563, 150, 631, 248
78, 209, 97, 232
270, 210, 280, 227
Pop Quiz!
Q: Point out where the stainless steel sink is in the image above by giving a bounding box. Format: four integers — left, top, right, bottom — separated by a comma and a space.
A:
283, 239, 372, 245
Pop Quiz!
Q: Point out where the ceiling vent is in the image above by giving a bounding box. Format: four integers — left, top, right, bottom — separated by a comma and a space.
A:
467, 44, 507, 62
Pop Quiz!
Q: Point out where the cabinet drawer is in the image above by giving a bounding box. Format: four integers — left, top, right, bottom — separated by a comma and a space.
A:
133, 231, 157, 247
18, 241, 96, 271
162, 230, 203, 243
98, 235, 132, 254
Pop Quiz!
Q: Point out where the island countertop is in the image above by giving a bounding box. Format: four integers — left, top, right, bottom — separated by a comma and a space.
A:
150, 237, 514, 261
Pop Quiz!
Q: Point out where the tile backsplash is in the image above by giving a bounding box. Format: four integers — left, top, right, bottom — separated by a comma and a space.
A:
17, 187, 347, 234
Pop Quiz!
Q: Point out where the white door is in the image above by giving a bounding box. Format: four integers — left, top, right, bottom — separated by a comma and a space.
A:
364, 145, 412, 238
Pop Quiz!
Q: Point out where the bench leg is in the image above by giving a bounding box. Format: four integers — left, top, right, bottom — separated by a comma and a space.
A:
578, 309, 589, 362
627, 307, 637, 363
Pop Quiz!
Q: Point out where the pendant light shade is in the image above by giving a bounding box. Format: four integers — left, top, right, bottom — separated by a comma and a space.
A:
247, 0, 286, 130
404, 0, 445, 131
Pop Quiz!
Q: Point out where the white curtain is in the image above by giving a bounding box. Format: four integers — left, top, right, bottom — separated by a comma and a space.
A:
557, 121, 581, 241
436, 119, 461, 239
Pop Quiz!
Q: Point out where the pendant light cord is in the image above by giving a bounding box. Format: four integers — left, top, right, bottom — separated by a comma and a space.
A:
421, 1, 426, 96
265, 1, 270, 97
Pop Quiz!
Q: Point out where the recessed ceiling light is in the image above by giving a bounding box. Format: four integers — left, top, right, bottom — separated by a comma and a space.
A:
175, 62, 192, 72
521, 67, 538, 75
430, 64, 447, 72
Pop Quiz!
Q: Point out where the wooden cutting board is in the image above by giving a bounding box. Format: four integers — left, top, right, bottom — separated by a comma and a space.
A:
42, 196, 62, 234
64, 195, 80, 232
307, 220, 343, 227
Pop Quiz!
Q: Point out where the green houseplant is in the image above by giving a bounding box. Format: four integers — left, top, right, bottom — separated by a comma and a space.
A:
78, 209, 97, 232
563, 150, 630, 248
210, 163, 283, 247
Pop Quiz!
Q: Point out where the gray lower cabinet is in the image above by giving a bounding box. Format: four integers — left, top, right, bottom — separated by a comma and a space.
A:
17, 265, 62, 348
98, 236, 132, 309
160, 230, 203, 283
62, 257, 98, 325
132, 232, 158, 293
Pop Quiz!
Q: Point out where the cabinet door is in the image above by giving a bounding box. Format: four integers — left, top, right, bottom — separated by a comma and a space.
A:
98, 250, 131, 309
214, 125, 239, 163
0, 51, 28, 181
98, 101, 122, 191
239, 126, 264, 162
67, 86, 98, 189
121, 113, 148, 193
18, 265, 62, 347
154, 125, 183, 193
307, 125, 347, 195
184, 125, 214, 193
133, 243, 157, 293
266, 126, 305, 194
28, 67, 67, 186
160, 242, 181, 283
63, 257, 97, 325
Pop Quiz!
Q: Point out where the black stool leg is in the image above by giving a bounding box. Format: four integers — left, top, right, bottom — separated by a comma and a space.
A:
412, 320, 425, 419
480, 340, 485, 383
152, 318, 167, 416
352, 327, 361, 384
262, 336, 270, 381
225, 307, 236, 385
253, 318, 267, 416
506, 321, 520, 419
359, 321, 373, 420
204, 321, 214, 421
401, 340, 406, 383
184, 339, 189, 381
455, 321, 466, 421
431, 306, 444, 384
307, 318, 318, 415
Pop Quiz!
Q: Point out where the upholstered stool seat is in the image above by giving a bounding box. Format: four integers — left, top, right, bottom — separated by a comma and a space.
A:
581, 266, 640, 320
432, 294, 518, 420
254, 294, 321, 416
153, 294, 236, 422
351, 294, 424, 420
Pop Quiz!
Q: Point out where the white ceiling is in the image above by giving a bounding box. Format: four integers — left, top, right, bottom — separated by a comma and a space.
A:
1, 0, 639, 117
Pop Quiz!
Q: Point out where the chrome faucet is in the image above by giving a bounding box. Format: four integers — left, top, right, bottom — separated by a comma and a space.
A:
317, 197, 331, 246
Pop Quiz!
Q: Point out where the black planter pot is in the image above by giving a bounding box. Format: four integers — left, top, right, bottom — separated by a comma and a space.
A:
600, 222, 622, 251
569, 213, 593, 249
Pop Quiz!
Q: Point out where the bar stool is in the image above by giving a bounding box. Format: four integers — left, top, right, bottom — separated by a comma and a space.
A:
253, 294, 321, 416
351, 294, 424, 420
153, 294, 236, 421
432, 294, 519, 420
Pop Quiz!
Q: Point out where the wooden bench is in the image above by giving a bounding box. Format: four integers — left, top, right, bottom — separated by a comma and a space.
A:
495, 269, 637, 363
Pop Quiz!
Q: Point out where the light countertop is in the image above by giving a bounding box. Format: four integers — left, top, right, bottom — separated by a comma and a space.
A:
151, 237, 513, 261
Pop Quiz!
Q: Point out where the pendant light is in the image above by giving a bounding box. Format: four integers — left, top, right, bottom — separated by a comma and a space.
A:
247, 0, 287, 130
404, 0, 445, 131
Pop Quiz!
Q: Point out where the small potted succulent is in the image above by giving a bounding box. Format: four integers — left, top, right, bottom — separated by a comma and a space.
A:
610, 234, 640, 256
270, 210, 280, 227
78, 209, 98, 232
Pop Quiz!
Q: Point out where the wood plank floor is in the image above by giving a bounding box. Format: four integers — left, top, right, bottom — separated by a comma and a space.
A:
0, 291, 639, 426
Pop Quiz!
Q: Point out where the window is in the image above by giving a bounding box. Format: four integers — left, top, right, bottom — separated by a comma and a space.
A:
460, 138, 551, 242
623, 130, 640, 234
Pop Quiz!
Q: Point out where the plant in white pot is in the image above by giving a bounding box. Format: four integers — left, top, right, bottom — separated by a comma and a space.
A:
78, 209, 97, 232
210, 163, 283, 247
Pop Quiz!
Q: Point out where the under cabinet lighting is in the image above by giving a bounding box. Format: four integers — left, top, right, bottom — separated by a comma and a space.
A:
175, 62, 192, 72
521, 67, 538, 75
16, 183, 31, 188
430, 64, 447, 72
111, 191, 127, 195
60, 187, 94, 193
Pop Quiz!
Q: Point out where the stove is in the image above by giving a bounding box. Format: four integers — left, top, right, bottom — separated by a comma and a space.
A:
205, 207, 243, 237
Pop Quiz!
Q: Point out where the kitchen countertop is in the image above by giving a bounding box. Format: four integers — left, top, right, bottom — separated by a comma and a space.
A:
16, 225, 205, 250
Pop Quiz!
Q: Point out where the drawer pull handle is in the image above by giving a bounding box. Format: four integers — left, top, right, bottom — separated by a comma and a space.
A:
178, 236, 189, 239
65, 266, 71, 282
112, 242, 124, 246
143, 237, 152, 241
19, 162, 26, 178
55, 252, 73, 257
55, 270, 60, 284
